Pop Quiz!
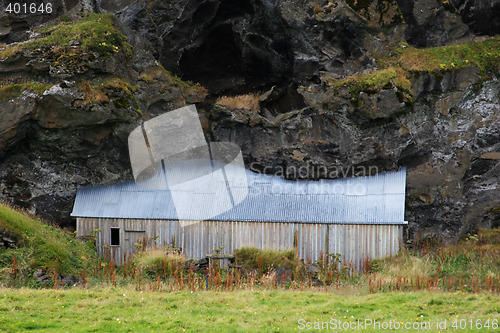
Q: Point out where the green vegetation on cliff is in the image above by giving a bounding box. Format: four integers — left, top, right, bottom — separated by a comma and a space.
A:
0, 13, 132, 60
0, 13, 205, 109
76, 77, 139, 109
0, 203, 95, 279
395, 36, 500, 73
138, 64, 207, 98
325, 67, 412, 102
0, 82, 53, 102
324, 36, 500, 99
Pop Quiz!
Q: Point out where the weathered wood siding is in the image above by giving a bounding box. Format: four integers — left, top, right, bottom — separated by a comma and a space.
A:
77, 218, 403, 270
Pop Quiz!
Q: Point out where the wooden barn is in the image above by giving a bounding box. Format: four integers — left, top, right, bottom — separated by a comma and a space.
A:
71, 167, 407, 270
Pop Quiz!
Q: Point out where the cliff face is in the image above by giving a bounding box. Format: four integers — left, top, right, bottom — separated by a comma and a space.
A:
0, 10, 206, 227
0, 0, 498, 240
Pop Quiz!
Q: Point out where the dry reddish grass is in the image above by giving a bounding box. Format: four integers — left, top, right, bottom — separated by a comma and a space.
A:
78, 81, 109, 104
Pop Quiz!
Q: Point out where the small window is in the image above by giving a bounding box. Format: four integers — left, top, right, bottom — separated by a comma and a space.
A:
111, 228, 120, 246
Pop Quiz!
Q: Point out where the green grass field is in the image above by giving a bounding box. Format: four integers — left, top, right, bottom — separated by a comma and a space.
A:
0, 288, 498, 332
1, 203, 499, 331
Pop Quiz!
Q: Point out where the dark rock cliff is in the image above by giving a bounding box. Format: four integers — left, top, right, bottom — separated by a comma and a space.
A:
0, 7, 206, 227
0, 0, 498, 240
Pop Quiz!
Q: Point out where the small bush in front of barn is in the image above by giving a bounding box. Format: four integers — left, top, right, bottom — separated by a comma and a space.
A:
234, 247, 305, 278
132, 246, 186, 279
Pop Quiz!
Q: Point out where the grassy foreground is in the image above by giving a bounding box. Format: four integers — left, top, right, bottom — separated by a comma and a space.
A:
0, 288, 498, 332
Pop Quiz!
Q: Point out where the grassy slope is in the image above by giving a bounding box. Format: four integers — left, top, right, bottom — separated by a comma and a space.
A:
0, 203, 95, 278
0, 288, 498, 332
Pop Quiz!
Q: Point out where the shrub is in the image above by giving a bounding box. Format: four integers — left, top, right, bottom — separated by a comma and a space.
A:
234, 247, 303, 276
132, 246, 186, 278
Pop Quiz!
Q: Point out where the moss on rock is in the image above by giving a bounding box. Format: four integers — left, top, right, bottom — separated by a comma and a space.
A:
323, 36, 500, 103
395, 36, 500, 74
139, 65, 207, 98
0, 13, 132, 64
0, 82, 53, 103
325, 67, 412, 100
76, 77, 138, 108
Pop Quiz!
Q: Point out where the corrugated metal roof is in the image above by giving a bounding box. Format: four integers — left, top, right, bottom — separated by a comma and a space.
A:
71, 166, 407, 224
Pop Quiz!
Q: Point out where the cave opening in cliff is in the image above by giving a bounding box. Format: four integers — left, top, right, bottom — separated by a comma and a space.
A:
178, 25, 285, 94
177, 0, 293, 95
179, 24, 242, 93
